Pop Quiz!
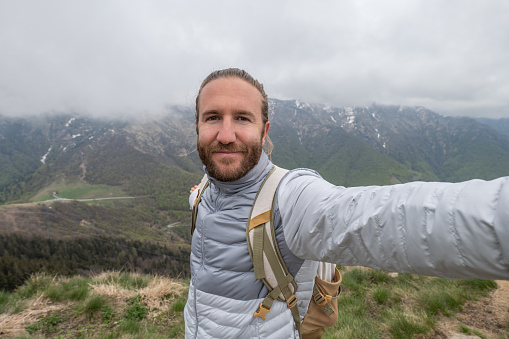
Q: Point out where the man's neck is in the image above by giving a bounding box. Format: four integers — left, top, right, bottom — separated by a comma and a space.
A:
206, 152, 272, 193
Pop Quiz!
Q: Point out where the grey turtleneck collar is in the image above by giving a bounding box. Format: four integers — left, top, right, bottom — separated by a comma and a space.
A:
204, 151, 273, 195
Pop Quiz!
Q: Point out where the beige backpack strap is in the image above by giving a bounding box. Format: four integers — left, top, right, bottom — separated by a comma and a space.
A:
246, 167, 302, 332
191, 174, 209, 236
247, 166, 290, 291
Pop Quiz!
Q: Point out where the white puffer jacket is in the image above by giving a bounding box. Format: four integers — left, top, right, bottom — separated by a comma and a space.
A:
185, 152, 509, 338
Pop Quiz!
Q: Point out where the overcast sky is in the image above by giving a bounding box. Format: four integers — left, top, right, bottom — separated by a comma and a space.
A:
1, 0, 508, 119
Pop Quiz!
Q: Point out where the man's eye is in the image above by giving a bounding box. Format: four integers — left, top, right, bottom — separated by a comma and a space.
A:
238, 116, 250, 122
206, 116, 219, 121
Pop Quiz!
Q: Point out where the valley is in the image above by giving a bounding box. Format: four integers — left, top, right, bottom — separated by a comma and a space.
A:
1, 101, 509, 291
1, 101, 509, 338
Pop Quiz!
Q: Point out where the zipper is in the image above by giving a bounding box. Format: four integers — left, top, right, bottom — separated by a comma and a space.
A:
192, 185, 221, 337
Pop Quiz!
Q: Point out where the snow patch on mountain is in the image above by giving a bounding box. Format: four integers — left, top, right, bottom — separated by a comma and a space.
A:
41, 147, 52, 164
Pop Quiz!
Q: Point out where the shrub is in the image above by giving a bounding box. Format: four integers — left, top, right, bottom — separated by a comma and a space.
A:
84, 295, 107, 319
124, 294, 147, 321
102, 305, 115, 323
26, 313, 65, 334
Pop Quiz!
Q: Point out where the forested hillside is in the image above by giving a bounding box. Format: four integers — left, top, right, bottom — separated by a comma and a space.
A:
0, 233, 189, 291
477, 117, 509, 137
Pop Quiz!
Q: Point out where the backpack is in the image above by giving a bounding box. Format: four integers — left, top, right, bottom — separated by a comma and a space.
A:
191, 166, 342, 339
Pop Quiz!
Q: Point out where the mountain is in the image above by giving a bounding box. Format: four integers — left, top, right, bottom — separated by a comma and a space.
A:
0, 113, 201, 289
2, 101, 509, 204
0, 112, 202, 205
476, 117, 509, 137
2, 101, 509, 289
270, 100, 509, 183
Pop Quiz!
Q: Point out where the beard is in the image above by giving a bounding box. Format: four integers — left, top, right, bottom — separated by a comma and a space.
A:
197, 140, 263, 182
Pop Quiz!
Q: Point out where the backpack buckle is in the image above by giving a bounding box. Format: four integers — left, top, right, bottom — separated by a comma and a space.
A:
254, 303, 270, 321
313, 292, 327, 306
286, 294, 298, 309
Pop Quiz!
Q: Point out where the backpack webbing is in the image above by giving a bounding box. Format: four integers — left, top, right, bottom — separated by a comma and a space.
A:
190, 167, 302, 334
245, 166, 302, 334
191, 174, 209, 237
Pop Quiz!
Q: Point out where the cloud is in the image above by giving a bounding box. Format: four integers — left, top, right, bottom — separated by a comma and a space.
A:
0, 0, 508, 118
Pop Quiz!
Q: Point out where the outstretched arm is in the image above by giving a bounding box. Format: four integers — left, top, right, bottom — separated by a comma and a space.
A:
277, 169, 509, 280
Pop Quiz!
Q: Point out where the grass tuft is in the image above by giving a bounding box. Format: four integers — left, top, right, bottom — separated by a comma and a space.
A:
367, 269, 391, 284
120, 318, 140, 334
460, 324, 486, 339
417, 289, 465, 317
372, 286, 390, 304
0, 290, 10, 314
169, 297, 187, 313
16, 274, 54, 299
388, 311, 430, 339
93, 271, 151, 290
44, 281, 88, 303
83, 294, 107, 319
457, 279, 498, 295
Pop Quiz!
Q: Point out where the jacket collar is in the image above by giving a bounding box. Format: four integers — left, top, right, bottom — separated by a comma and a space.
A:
205, 151, 273, 195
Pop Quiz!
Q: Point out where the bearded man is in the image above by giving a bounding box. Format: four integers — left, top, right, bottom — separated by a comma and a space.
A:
185, 68, 509, 339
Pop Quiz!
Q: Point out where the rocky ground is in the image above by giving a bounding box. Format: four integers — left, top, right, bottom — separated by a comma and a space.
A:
434, 280, 509, 338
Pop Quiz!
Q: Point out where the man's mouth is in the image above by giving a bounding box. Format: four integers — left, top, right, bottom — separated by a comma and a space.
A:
213, 150, 245, 159
211, 146, 248, 154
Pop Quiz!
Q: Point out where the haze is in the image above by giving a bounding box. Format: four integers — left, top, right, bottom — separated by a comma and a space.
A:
1, 0, 508, 119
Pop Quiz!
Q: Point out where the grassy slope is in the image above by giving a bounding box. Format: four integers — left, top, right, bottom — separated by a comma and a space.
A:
0, 272, 189, 338
0, 200, 189, 243
270, 123, 423, 187
324, 267, 505, 338
0, 269, 506, 338
29, 178, 127, 202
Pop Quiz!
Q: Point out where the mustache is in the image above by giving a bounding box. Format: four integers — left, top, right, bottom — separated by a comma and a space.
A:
209, 144, 248, 153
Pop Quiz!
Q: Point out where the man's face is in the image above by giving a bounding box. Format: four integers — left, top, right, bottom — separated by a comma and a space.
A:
196, 77, 270, 181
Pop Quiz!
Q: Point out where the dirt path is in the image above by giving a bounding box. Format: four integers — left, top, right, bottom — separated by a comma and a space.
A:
435, 280, 509, 338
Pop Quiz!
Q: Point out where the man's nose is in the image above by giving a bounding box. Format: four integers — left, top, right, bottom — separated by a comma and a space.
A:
216, 120, 236, 144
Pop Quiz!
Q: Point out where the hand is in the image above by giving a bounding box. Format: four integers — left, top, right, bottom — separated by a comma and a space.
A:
190, 185, 199, 194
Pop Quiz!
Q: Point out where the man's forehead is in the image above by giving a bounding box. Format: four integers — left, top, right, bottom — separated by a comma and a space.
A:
198, 77, 263, 112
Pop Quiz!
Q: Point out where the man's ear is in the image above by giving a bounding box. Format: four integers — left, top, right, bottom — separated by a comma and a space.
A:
261, 121, 270, 145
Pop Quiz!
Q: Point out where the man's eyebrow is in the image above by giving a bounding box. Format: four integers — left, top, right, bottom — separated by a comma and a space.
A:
200, 110, 257, 119
236, 110, 257, 119
200, 110, 218, 118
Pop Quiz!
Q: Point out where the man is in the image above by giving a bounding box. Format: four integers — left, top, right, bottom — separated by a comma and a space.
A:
185, 68, 509, 338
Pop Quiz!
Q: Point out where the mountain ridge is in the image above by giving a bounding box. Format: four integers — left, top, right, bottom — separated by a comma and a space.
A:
1, 101, 509, 290
2, 101, 509, 204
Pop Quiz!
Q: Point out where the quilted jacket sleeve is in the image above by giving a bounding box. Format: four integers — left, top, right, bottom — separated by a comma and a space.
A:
277, 169, 509, 280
